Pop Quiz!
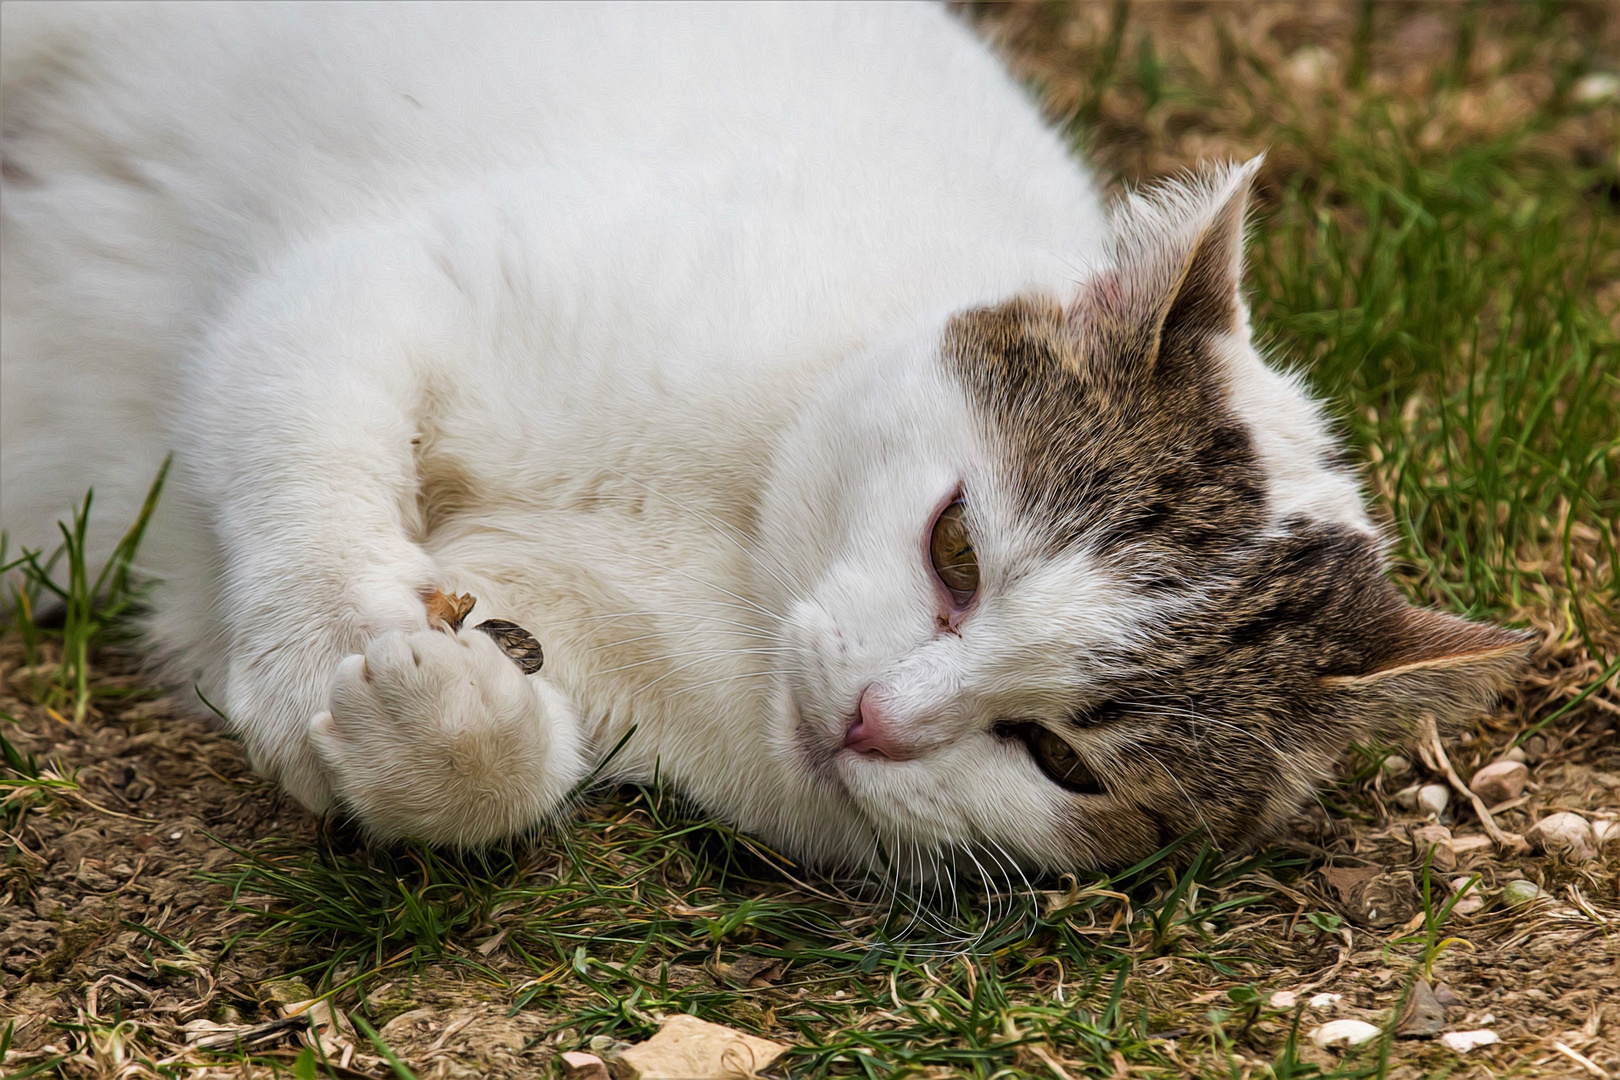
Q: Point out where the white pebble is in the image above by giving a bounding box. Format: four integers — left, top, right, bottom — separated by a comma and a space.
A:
1440, 1029, 1499, 1053
1526, 812, 1597, 862
1380, 754, 1411, 777
1467, 760, 1527, 806
1417, 784, 1451, 817
1448, 876, 1485, 915
1310, 1019, 1380, 1048
1269, 991, 1297, 1009
1393, 785, 1422, 810
1307, 992, 1343, 1010
1502, 746, 1527, 763
1573, 72, 1620, 104
1592, 819, 1619, 848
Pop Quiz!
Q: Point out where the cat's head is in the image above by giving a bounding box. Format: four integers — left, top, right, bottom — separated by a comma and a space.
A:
758, 158, 1530, 874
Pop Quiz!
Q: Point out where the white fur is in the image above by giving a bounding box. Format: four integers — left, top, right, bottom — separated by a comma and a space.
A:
1, 2, 1364, 870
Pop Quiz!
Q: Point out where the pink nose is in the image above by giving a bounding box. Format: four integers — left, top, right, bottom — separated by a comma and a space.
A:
843, 687, 916, 760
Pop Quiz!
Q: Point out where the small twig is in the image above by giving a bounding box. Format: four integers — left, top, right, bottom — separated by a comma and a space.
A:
1551, 1040, 1608, 1079
1419, 713, 1528, 854
185, 1014, 307, 1051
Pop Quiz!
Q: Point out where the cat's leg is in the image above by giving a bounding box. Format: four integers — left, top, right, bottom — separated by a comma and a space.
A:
189, 227, 588, 844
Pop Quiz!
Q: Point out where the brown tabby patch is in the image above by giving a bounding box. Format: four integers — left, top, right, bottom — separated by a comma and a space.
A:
943, 296, 1527, 867
945, 295, 1266, 584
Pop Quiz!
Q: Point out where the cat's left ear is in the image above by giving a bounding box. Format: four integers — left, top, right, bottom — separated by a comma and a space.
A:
1073, 156, 1262, 372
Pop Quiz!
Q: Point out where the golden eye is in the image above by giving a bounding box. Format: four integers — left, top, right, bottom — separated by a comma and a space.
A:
1028, 727, 1105, 795
929, 499, 979, 603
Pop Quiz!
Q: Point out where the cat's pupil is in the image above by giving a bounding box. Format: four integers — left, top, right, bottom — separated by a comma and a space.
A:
1030, 727, 1105, 795
995, 722, 1107, 796
929, 499, 979, 602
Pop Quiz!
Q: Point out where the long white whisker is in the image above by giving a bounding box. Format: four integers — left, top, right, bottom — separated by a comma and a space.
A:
594, 469, 812, 600
592, 647, 792, 677
574, 608, 780, 637
608, 548, 781, 617
586, 628, 781, 653
657, 669, 787, 701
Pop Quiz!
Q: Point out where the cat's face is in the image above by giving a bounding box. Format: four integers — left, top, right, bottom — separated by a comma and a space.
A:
759, 161, 1528, 874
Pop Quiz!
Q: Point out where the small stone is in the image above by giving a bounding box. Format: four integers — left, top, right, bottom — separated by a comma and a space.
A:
1440, 1029, 1499, 1053
1526, 812, 1597, 862
1573, 72, 1620, 104
1308, 993, 1344, 1010
1417, 784, 1451, 817
1501, 879, 1543, 906
1594, 772, 1620, 790
1502, 746, 1527, 764
613, 1015, 789, 1080
1447, 877, 1485, 915
559, 1051, 611, 1080
1409, 824, 1456, 872
1269, 991, 1298, 1009
1380, 754, 1412, 777
1520, 735, 1547, 763
1468, 760, 1528, 807
1393, 785, 1422, 810
1433, 983, 1465, 1009
1592, 819, 1619, 849
1310, 1019, 1381, 1048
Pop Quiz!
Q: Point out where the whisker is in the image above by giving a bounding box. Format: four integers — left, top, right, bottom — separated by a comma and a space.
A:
574, 607, 780, 637
592, 647, 792, 677
611, 549, 783, 622
594, 469, 812, 600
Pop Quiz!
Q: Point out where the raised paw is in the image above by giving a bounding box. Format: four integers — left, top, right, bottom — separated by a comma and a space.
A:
309, 627, 584, 845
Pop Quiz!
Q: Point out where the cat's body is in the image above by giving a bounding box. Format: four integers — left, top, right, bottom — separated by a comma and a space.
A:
1, 3, 1524, 874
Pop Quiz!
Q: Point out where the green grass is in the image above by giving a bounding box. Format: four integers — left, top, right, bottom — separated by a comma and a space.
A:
1, 457, 170, 722
198, 801, 1327, 1077
1250, 101, 1619, 640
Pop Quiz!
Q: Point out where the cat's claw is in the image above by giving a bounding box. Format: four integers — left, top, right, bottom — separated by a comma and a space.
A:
309, 628, 584, 845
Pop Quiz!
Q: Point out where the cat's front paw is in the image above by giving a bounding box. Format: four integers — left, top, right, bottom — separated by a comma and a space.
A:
309, 628, 584, 845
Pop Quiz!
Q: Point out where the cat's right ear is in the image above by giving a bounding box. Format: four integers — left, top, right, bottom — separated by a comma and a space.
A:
1327, 603, 1535, 730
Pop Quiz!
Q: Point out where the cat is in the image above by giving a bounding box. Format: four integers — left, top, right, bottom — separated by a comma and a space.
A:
0, 2, 1528, 875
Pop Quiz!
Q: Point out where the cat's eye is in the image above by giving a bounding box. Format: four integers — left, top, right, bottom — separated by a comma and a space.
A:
929, 499, 979, 604
996, 722, 1106, 796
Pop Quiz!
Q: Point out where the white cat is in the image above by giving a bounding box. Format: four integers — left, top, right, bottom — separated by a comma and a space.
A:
0, 3, 1525, 874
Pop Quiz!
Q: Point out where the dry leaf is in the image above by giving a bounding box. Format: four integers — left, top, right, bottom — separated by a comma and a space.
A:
611, 1014, 788, 1080
1396, 978, 1447, 1038
424, 588, 478, 632
474, 619, 544, 674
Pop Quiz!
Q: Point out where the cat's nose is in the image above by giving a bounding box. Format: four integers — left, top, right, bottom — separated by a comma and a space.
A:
842, 686, 918, 761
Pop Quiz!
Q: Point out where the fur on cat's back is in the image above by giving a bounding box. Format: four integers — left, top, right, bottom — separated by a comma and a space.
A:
0, 3, 1527, 874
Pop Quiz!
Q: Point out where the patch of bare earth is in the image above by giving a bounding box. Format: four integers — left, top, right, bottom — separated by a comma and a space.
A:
0, 637, 570, 1078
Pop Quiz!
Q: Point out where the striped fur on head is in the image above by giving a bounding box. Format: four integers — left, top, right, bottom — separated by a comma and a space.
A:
942, 161, 1530, 865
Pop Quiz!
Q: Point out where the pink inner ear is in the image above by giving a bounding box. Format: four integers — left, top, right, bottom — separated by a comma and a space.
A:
1370, 604, 1530, 674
